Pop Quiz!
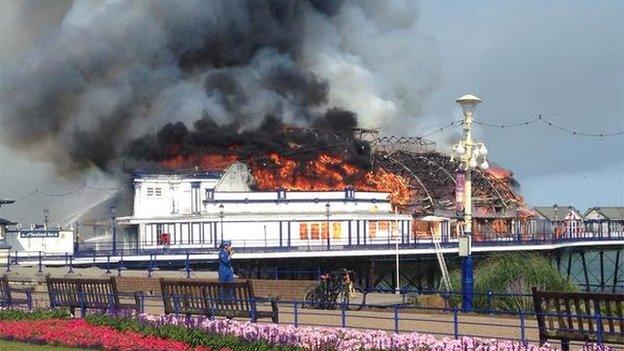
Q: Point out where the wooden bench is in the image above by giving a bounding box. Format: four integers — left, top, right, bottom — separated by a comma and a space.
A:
46, 277, 141, 316
532, 287, 623, 350
0, 275, 33, 309
160, 278, 278, 323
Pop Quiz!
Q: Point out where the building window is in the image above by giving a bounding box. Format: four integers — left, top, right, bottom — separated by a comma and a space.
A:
390, 221, 398, 238
205, 189, 214, 201
310, 223, 320, 240
321, 223, 329, 239
345, 186, 355, 199
277, 189, 286, 201
299, 223, 309, 240
147, 187, 154, 197
378, 221, 389, 235
191, 182, 201, 214
155, 187, 162, 197
368, 221, 377, 239
332, 222, 342, 239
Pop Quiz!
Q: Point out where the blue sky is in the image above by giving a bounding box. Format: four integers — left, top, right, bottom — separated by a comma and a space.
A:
417, 0, 623, 209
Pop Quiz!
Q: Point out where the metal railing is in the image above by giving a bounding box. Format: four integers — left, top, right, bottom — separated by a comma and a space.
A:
3, 289, 622, 349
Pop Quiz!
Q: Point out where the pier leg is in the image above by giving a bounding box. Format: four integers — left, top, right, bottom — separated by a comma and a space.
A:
599, 250, 605, 291
613, 250, 620, 293
580, 250, 590, 292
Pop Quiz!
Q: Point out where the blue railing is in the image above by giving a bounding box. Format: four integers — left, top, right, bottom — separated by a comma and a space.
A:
70, 228, 624, 257
4, 289, 623, 349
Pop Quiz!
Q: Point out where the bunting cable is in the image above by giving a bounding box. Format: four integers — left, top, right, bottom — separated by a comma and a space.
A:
473, 114, 623, 137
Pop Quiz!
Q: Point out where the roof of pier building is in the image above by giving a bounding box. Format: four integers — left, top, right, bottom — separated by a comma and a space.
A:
533, 205, 584, 221
584, 207, 624, 221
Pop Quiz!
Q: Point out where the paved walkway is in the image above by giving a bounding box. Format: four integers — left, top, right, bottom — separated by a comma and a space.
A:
4, 266, 538, 343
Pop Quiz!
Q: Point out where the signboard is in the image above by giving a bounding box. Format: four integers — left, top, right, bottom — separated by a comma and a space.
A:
19, 230, 59, 238
455, 170, 466, 214
458, 236, 471, 257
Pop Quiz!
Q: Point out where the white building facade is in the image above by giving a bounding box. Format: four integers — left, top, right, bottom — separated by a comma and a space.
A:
118, 163, 413, 250
5, 227, 75, 255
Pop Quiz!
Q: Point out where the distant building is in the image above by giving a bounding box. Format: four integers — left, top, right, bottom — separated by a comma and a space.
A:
584, 207, 624, 236
534, 205, 584, 237
117, 163, 413, 250
4, 225, 75, 255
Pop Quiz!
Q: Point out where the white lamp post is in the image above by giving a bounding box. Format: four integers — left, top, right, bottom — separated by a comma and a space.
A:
393, 206, 401, 295
451, 93, 489, 312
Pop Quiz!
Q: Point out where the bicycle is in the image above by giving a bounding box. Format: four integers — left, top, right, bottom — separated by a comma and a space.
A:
302, 269, 366, 310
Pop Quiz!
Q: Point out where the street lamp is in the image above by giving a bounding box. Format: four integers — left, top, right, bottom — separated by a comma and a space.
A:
110, 206, 117, 254
553, 203, 558, 238
219, 204, 224, 244
393, 206, 401, 295
451, 93, 489, 312
325, 203, 331, 250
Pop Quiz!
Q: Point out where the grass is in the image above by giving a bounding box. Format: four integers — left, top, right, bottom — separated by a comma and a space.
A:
0, 339, 93, 351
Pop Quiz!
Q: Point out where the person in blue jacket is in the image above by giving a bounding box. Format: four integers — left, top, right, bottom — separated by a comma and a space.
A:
218, 240, 234, 282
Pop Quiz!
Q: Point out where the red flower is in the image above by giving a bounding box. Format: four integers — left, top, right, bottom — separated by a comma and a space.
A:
0, 319, 215, 351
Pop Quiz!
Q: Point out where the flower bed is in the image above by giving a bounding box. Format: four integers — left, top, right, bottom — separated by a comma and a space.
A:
1, 309, 614, 351
93, 313, 564, 351
0, 318, 222, 351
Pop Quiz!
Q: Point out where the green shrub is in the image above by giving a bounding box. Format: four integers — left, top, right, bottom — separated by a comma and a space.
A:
449, 252, 578, 312
0, 308, 71, 321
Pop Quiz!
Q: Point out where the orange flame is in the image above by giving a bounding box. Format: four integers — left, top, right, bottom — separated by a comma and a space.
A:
161, 154, 238, 171
251, 153, 413, 205
486, 166, 511, 180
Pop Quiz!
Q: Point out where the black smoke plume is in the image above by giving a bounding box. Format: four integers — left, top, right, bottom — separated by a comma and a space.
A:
125, 108, 373, 172
1, 0, 348, 175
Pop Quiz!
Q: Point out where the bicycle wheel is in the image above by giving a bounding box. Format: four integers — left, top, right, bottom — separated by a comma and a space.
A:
302, 284, 322, 309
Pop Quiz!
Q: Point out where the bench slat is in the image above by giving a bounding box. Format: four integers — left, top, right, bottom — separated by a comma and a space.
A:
159, 279, 278, 323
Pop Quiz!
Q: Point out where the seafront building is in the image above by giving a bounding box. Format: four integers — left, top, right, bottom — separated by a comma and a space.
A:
117, 163, 414, 250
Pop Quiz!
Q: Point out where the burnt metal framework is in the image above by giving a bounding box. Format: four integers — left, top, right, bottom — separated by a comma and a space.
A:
551, 248, 623, 292
373, 150, 523, 216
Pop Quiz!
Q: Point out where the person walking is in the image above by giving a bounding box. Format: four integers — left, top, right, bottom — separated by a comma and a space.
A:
218, 240, 234, 282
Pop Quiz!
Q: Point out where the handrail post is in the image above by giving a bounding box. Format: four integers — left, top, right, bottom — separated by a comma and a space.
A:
452, 307, 459, 339
108, 292, 115, 315
5, 253, 10, 273
487, 290, 493, 314
594, 312, 604, 346
519, 309, 526, 344
293, 300, 299, 327
79, 290, 86, 317
185, 253, 191, 279
38, 251, 43, 274
117, 252, 123, 277
341, 301, 347, 328
102, 254, 109, 274
147, 254, 153, 278
139, 291, 145, 314
26, 289, 33, 310
68, 255, 74, 274
173, 294, 180, 317
393, 304, 399, 334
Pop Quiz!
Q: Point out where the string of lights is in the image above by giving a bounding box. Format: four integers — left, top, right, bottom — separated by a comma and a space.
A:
8, 113, 618, 203
421, 120, 461, 138
474, 115, 623, 137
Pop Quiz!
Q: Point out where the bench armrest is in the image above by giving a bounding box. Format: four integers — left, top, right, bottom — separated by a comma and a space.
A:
132, 291, 144, 314
254, 296, 279, 324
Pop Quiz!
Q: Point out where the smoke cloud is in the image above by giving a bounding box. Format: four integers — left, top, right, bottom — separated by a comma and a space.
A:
1, 0, 439, 176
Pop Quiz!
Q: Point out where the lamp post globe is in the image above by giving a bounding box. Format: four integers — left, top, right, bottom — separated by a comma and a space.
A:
456, 94, 482, 116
